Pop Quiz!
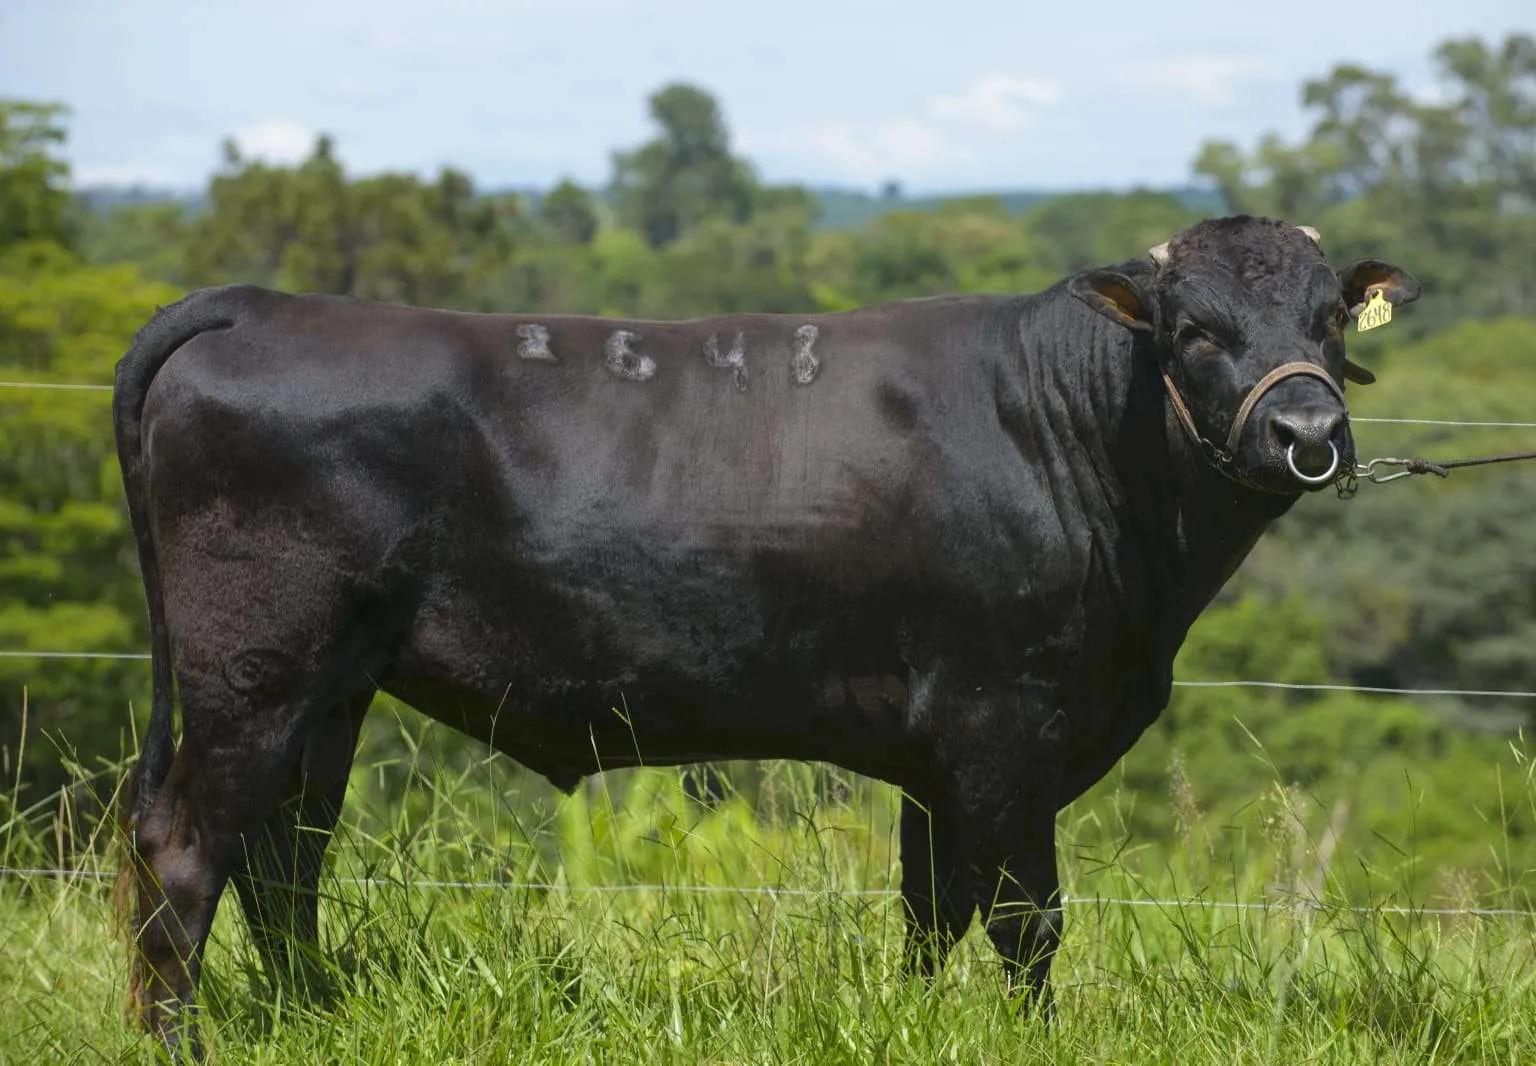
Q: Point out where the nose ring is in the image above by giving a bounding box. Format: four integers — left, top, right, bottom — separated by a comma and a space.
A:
1286, 440, 1340, 484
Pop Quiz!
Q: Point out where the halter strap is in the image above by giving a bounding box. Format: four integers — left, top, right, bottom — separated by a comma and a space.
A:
1156, 360, 1348, 488
1223, 362, 1345, 458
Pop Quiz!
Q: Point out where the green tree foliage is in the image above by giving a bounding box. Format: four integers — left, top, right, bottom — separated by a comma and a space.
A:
0, 100, 75, 252
185, 135, 525, 308
1088, 590, 1536, 899
639, 212, 819, 317
0, 249, 178, 800
539, 178, 600, 245
1023, 190, 1201, 275
1196, 32, 1536, 337
1241, 317, 1536, 734
77, 201, 190, 286
608, 83, 758, 249
0, 103, 171, 800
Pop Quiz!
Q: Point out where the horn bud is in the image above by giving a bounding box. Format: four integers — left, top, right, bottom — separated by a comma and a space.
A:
1296, 225, 1322, 245
1148, 241, 1170, 267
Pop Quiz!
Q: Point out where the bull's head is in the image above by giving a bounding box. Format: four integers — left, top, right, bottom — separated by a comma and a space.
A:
1068, 215, 1421, 494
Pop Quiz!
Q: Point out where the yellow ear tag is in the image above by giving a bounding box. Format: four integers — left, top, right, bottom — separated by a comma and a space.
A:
1356, 289, 1392, 333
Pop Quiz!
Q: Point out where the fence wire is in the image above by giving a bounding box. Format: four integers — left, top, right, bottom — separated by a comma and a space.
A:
3, 649, 1532, 701
1, 865, 1532, 919
5, 377, 1536, 929
0, 381, 114, 392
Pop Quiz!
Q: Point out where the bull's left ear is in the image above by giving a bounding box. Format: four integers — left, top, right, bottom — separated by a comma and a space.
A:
1069, 270, 1156, 334
1339, 259, 1422, 315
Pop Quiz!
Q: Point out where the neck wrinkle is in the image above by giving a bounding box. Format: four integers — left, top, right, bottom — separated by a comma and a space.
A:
1052, 317, 1298, 654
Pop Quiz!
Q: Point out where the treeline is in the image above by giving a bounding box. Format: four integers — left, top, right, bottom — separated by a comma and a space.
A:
3, 34, 1536, 900
76, 37, 1536, 340
79, 88, 1206, 321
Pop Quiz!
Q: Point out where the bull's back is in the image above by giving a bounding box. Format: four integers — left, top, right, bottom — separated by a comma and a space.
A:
149, 289, 1009, 557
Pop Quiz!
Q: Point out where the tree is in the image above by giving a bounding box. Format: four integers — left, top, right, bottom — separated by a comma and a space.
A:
1433, 35, 1536, 207
1023, 190, 1200, 276
0, 249, 180, 805
640, 209, 818, 318
1249, 316, 1536, 732
0, 99, 75, 252
185, 134, 349, 290
608, 83, 757, 249
539, 178, 599, 245
78, 201, 190, 285
185, 135, 526, 309
1191, 32, 1536, 332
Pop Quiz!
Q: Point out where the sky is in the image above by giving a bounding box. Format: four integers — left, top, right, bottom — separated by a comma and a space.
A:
2, 0, 1530, 195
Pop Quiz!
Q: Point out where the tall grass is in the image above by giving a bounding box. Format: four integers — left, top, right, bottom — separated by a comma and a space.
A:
3, 704, 1536, 1063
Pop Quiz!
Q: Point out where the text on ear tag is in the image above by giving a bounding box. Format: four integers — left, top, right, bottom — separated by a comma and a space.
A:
1357, 289, 1393, 333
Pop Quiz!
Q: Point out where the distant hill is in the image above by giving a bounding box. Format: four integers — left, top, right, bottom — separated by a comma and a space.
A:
805, 184, 1225, 230
75, 185, 207, 214
72, 182, 1226, 231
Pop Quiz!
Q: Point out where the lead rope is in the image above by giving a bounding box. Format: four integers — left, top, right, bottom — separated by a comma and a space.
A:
1338, 448, 1536, 498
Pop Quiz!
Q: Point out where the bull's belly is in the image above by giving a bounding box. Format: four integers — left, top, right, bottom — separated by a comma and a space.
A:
367, 534, 1158, 797
378, 620, 924, 791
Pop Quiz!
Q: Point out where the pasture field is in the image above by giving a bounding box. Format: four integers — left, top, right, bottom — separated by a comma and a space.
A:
4, 712, 1536, 1065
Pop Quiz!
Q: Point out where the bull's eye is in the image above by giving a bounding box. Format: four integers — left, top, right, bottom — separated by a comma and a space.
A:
1177, 323, 1220, 351
1317, 304, 1349, 343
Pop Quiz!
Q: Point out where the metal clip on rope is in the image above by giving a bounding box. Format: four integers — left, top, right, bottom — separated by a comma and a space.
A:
1351, 450, 1536, 488
1355, 457, 1440, 484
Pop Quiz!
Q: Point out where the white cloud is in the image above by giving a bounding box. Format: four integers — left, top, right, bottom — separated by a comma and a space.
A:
927, 76, 1063, 132
1123, 56, 1268, 107
232, 119, 317, 165
743, 73, 1062, 182
798, 118, 957, 180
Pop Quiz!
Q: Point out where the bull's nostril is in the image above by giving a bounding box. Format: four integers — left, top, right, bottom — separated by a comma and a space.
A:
1272, 410, 1346, 481
1273, 412, 1342, 447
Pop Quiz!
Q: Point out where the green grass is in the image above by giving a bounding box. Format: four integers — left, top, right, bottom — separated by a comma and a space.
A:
4, 716, 1536, 1064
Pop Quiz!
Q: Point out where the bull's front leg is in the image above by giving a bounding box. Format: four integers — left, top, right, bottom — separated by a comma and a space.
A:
898, 788, 970, 978
918, 674, 1068, 1008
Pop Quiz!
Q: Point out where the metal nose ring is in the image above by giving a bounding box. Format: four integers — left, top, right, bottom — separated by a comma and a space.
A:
1286, 440, 1340, 484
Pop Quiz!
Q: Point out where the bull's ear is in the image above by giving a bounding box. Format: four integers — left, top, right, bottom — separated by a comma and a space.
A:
1069, 270, 1156, 334
1343, 360, 1377, 385
1339, 259, 1421, 315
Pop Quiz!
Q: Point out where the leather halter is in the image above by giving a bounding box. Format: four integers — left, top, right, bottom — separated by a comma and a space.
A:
1156, 359, 1348, 492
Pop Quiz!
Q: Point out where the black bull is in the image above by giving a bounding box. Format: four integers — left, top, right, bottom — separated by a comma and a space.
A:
112, 215, 1419, 1050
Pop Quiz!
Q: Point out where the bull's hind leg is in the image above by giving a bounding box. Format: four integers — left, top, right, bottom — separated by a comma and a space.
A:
230, 689, 371, 1002
127, 687, 322, 1056
127, 568, 388, 1053
899, 791, 972, 978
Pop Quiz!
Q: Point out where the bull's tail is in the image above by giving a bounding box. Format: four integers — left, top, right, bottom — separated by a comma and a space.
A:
110, 286, 243, 952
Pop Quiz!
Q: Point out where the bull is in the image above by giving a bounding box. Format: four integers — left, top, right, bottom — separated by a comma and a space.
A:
111, 214, 1418, 1054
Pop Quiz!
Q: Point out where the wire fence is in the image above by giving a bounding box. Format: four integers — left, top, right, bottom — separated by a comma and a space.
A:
3, 648, 1534, 701
0, 381, 114, 392
5, 375, 1536, 929
5, 380, 1536, 702
1, 865, 1533, 919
